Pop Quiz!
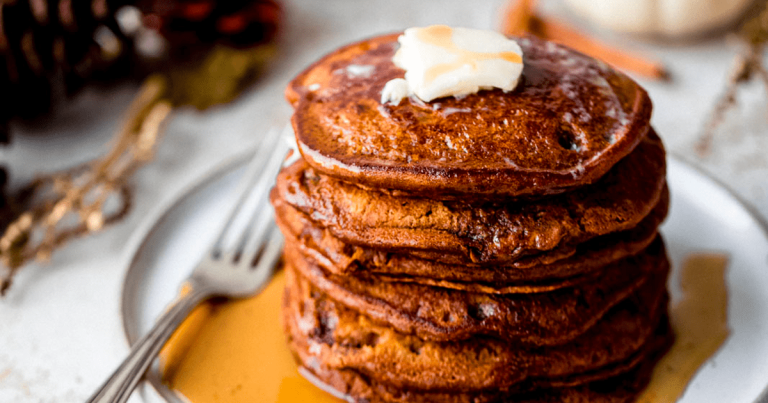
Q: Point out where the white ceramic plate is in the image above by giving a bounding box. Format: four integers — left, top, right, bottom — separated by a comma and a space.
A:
121, 156, 768, 403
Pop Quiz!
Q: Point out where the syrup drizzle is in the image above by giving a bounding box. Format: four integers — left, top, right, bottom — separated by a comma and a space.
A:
637, 253, 730, 403
160, 253, 729, 403
417, 25, 522, 85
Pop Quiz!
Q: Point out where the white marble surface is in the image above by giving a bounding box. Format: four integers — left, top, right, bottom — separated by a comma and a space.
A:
0, 1, 766, 402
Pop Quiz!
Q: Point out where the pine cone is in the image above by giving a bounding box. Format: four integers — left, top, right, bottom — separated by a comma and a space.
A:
0, 0, 282, 140
134, 0, 280, 61
0, 0, 136, 139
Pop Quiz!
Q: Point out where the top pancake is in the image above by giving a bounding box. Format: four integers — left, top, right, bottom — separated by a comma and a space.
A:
286, 34, 652, 198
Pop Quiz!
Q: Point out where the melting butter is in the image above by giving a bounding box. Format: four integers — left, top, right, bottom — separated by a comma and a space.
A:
381, 25, 523, 105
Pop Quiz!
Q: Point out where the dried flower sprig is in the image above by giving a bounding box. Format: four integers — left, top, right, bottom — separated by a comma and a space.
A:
697, 0, 768, 155
0, 0, 280, 295
0, 76, 172, 294
0, 39, 275, 295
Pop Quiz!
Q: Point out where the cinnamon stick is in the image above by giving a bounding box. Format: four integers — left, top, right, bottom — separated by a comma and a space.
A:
501, 0, 538, 37
529, 16, 669, 80
499, 0, 669, 80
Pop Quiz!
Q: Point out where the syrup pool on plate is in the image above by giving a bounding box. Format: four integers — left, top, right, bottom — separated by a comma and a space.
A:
159, 253, 729, 403
159, 270, 341, 403
637, 253, 730, 403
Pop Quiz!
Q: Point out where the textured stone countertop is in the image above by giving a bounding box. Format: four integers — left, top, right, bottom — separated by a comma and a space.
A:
0, 1, 766, 402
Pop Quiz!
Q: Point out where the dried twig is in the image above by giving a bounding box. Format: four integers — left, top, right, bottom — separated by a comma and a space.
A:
697, 0, 768, 156
0, 24, 276, 295
0, 76, 172, 294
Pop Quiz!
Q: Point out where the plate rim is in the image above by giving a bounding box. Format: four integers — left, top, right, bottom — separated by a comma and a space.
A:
666, 152, 768, 235
119, 153, 768, 403
119, 150, 255, 403
120, 149, 256, 345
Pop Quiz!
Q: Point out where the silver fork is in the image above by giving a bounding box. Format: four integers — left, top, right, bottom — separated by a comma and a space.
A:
87, 127, 291, 403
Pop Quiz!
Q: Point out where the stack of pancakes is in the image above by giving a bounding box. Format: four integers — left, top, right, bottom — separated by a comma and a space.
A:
272, 33, 672, 403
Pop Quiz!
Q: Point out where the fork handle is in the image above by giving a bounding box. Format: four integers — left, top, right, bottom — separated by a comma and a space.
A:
87, 286, 213, 403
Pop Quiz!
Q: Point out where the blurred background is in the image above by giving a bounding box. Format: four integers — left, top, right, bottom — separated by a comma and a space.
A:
0, 0, 766, 401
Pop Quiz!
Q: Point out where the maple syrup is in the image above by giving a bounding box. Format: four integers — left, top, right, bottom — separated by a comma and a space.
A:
160, 253, 729, 403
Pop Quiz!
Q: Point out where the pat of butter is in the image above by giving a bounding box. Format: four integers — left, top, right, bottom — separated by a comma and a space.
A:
381, 25, 523, 105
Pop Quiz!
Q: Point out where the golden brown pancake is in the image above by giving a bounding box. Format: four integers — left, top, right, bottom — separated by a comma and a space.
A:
283, 258, 670, 393
286, 34, 652, 198
285, 237, 668, 345
274, 132, 666, 264
273, 188, 668, 291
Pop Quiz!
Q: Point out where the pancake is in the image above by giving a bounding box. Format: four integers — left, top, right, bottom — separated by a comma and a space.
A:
277, 28, 672, 403
285, 237, 668, 345
286, 34, 652, 198
274, 131, 666, 264
283, 259, 670, 393
273, 188, 668, 291
291, 319, 673, 403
